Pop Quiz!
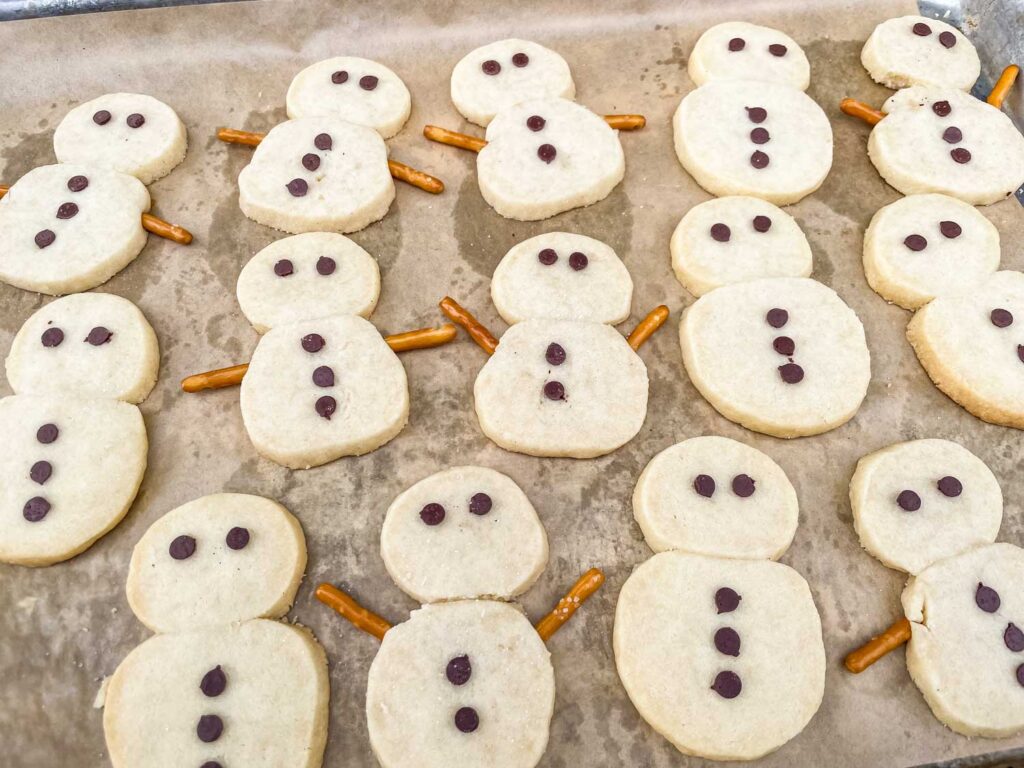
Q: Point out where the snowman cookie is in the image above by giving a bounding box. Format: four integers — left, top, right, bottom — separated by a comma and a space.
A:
450, 38, 575, 127
476, 98, 625, 221
53, 93, 187, 185
286, 57, 412, 138
688, 22, 810, 90
0, 164, 150, 295
670, 196, 812, 296
237, 117, 395, 234
864, 193, 1000, 310
861, 16, 980, 91
236, 232, 381, 333
491, 232, 633, 324
673, 80, 833, 204
680, 277, 871, 437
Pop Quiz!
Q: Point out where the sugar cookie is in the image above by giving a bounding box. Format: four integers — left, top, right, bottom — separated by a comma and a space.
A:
688, 22, 810, 90
861, 16, 980, 91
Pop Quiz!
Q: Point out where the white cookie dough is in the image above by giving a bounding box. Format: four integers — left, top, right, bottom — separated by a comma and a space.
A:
477, 98, 625, 221
126, 493, 306, 634
673, 80, 833, 204
870, 87, 1024, 205
286, 56, 412, 138
864, 193, 1000, 310
491, 232, 633, 324
614, 551, 825, 761
381, 466, 548, 603
633, 436, 798, 559
0, 394, 146, 567
907, 270, 1024, 429
367, 600, 555, 768
238, 117, 395, 234
903, 542, 1024, 737
239, 314, 409, 468
670, 196, 812, 296
688, 22, 810, 90
474, 319, 648, 457
104, 619, 329, 768
861, 16, 980, 91
680, 277, 871, 438
0, 164, 149, 295
236, 232, 380, 332
53, 93, 187, 185
450, 38, 575, 127
5, 292, 159, 404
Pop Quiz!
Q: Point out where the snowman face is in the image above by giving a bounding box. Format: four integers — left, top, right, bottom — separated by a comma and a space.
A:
239, 314, 409, 469
5, 292, 159, 404
476, 98, 624, 221
862, 16, 980, 91
473, 319, 648, 458
366, 600, 555, 768
238, 117, 395, 234
688, 22, 810, 90
0, 164, 149, 296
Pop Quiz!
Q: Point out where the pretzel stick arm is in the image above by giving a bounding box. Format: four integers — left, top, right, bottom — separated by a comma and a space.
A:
387, 159, 445, 194
217, 127, 266, 146
627, 305, 670, 351
181, 363, 249, 392
438, 297, 499, 355
536, 568, 605, 642
604, 114, 646, 130
840, 98, 885, 126
0, 184, 8, 198
988, 64, 1020, 109
844, 617, 912, 673
423, 125, 487, 152
315, 583, 391, 641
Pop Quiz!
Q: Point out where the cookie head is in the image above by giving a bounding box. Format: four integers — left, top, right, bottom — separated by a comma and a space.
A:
688, 22, 810, 90
861, 16, 980, 91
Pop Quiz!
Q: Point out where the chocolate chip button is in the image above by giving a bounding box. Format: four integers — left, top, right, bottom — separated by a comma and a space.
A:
526, 115, 546, 132
314, 133, 333, 151
1004, 622, 1024, 652
30, 461, 52, 485
93, 110, 111, 125
715, 587, 742, 614
225, 527, 250, 550
950, 148, 971, 164
169, 534, 196, 560
750, 150, 770, 169
937, 476, 962, 497
67, 175, 89, 192
359, 75, 379, 90
1016, 664, 1024, 687
200, 666, 227, 697
301, 333, 325, 353
446, 655, 472, 685
991, 308, 1014, 328
312, 365, 335, 387
932, 100, 952, 117
331, 70, 349, 84
750, 127, 770, 144
316, 255, 337, 275
126, 113, 145, 129
778, 362, 804, 384
543, 380, 565, 400
939, 30, 956, 48
200, 762, 223, 768
302, 153, 321, 171
913, 22, 932, 35
766, 307, 788, 328
728, 37, 746, 52
1018, 345, 1024, 364
41, 327, 64, 348
714, 627, 741, 656
710, 223, 731, 242
693, 474, 716, 498
897, 489, 921, 511
538, 248, 558, 265
745, 106, 767, 123
86, 327, 112, 346
711, 670, 742, 699
537, 143, 557, 163
56, 202, 79, 219
35, 229, 56, 249
37, 423, 59, 444
481, 59, 501, 75
904, 234, 927, 251
569, 251, 588, 271
940, 220, 962, 238
420, 502, 445, 526
196, 714, 223, 743
286, 178, 308, 197
768, 43, 788, 57
752, 215, 772, 233
512, 52, 529, 67
772, 336, 795, 356
545, 342, 566, 366
274, 259, 294, 277
732, 474, 756, 498
942, 126, 963, 144
315, 395, 337, 420
454, 706, 479, 733
469, 492, 492, 515
975, 582, 1000, 613
23, 497, 50, 523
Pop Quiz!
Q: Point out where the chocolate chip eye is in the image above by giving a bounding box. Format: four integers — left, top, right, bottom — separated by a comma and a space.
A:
939, 30, 956, 48
537, 143, 557, 163
40, 327, 64, 348
939, 220, 961, 239
420, 502, 445, 526
469, 493, 492, 516
169, 534, 196, 560
317, 256, 337, 275
200, 665, 227, 697
752, 215, 772, 233
36, 423, 59, 444
454, 706, 479, 733
526, 115, 546, 131
765, 307, 788, 328
990, 308, 1014, 328
903, 234, 927, 252
126, 113, 145, 129
331, 70, 349, 84
23, 497, 50, 523
35, 229, 56, 249
511, 52, 529, 67
711, 670, 742, 699
937, 476, 962, 497
196, 714, 224, 743
67, 175, 89, 192
538, 248, 558, 265
728, 37, 745, 51
359, 75, 379, 91
715, 587, 741, 614
315, 395, 337, 420
714, 627, 741, 656
975, 582, 1000, 613
568, 251, 588, 271
545, 342, 566, 366
274, 259, 294, 277
301, 333, 325, 353
543, 380, 565, 400
481, 59, 501, 75
85, 327, 113, 346
92, 110, 111, 125
314, 133, 333, 151
693, 474, 715, 498
896, 490, 921, 511
710, 223, 731, 242
913, 22, 932, 36
768, 43, 787, 57
225, 526, 250, 550
731, 474, 756, 497
446, 655, 472, 685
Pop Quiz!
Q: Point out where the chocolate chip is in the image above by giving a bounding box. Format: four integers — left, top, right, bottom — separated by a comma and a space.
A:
286, 178, 308, 197
312, 365, 335, 387
526, 115, 546, 132
200, 666, 227, 697
446, 655, 472, 685
537, 143, 557, 163
768, 43, 788, 57
897, 489, 922, 511
420, 502, 445, 526
126, 113, 145, 129
728, 37, 746, 52
693, 474, 716, 498
36, 423, 59, 444
937, 221, 962, 240
41, 328, 64, 348
544, 380, 565, 400
1017, 664, 1024, 687
1004, 622, 1024, 652
766, 308, 788, 328
950, 148, 971, 164
538, 248, 558, 265
357, 75, 379, 91
904, 234, 928, 252
86, 327, 112, 346
314, 133, 333, 151
975, 582, 1001, 613
732, 474, 756, 497
316, 256, 337, 275
469, 492, 492, 515
1018, 345, 1024, 364
35, 229, 56, 249
196, 714, 223, 743
913, 22, 932, 35
331, 70, 349, 84
481, 59, 501, 75
92, 110, 111, 125
778, 363, 804, 384
512, 52, 529, 67
750, 150, 770, 169
274, 259, 294, 277
67, 175, 89, 192
302, 153, 321, 171
939, 30, 956, 48
715, 587, 742, 614
752, 215, 772, 233
23, 497, 50, 523
569, 251, 588, 271
932, 100, 952, 117
773, 336, 795, 356
200, 762, 223, 768
711, 670, 742, 699
225, 527, 250, 550
30, 461, 52, 485
714, 627, 741, 656
745, 106, 767, 123
454, 706, 479, 733
56, 202, 79, 219
169, 534, 196, 560
991, 308, 1014, 328
942, 126, 963, 144
937, 476, 962, 497
710, 223, 731, 242
546, 342, 566, 366
301, 333, 325, 353
315, 395, 337, 420
750, 127, 770, 144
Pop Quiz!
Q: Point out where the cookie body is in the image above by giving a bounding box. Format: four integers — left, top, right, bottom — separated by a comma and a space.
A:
670, 196, 812, 296
491, 232, 632, 324
240, 315, 409, 468
450, 38, 575, 127
367, 600, 554, 768
863, 193, 1000, 310
614, 552, 825, 760
861, 16, 980, 91
680, 277, 871, 437
53, 93, 187, 184
474, 319, 648, 457
633, 436, 798, 559
0, 164, 149, 295
236, 232, 380, 332
688, 22, 809, 90
286, 56, 411, 138
5, 292, 159, 403
238, 118, 395, 234
477, 98, 624, 221
903, 543, 1024, 737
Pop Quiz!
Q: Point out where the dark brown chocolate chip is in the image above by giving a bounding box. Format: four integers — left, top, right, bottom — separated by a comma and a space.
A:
940, 220, 962, 238
546, 342, 566, 366
728, 37, 746, 52
950, 148, 972, 164
569, 251, 588, 271
315, 395, 337, 420
711, 670, 742, 699
773, 336, 795, 356
778, 362, 804, 384
939, 30, 956, 48
56, 202, 79, 219
932, 100, 952, 117
752, 215, 772, 233
482, 59, 501, 75
331, 70, 349, 84
913, 22, 932, 36
937, 476, 962, 497
455, 706, 479, 733
991, 308, 1014, 328
694, 474, 716, 498
286, 178, 308, 197
710, 223, 731, 242
420, 502, 445, 526
302, 153, 321, 171
538, 248, 558, 265
30, 461, 52, 485
469, 493, 492, 516
942, 126, 963, 144
1017, 664, 1024, 687
446, 655, 472, 685
766, 308, 788, 328
169, 534, 196, 560
196, 714, 223, 743
37, 423, 59, 444
715, 587, 742, 614
538, 143, 557, 163
67, 175, 89, 192
543, 380, 565, 400
745, 106, 767, 124
526, 115, 546, 132
200, 762, 223, 768
750, 150, 770, 169
86, 327, 112, 346
35, 229, 56, 249
301, 333, 325, 353
512, 52, 529, 67
1018, 345, 1024, 364
200, 666, 227, 697
226, 527, 250, 550
314, 133, 333, 151
312, 365, 335, 388
897, 489, 922, 511
768, 43, 788, 57
93, 110, 111, 125
714, 627, 741, 656
904, 234, 928, 252
316, 256, 337, 275
23, 497, 50, 522
1004, 622, 1024, 652
41, 327, 64, 347
274, 259, 294, 277
975, 582, 1000, 613
750, 127, 770, 144
359, 75, 379, 90
126, 113, 145, 129
732, 474, 756, 498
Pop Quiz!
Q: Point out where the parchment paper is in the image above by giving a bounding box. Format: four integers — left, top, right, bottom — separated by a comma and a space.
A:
0, 1, 1022, 766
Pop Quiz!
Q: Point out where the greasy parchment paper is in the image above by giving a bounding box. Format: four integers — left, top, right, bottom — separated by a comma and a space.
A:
0, 0, 1022, 766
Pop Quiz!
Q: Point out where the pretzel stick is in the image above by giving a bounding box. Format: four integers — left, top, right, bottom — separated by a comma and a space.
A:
181, 363, 250, 393
988, 64, 1020, 109
839, 98, 885, 126
438, 296, 499, 355
627, 305, 670, 351
315, 583, 391, 641
535, 568, 605, 642
423, 114, 647, 153
844, 617, 911, 673
603, 114, 647, 130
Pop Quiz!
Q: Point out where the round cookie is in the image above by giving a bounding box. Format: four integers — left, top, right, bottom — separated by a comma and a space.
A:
476, 98, 625, 221
614, 551, 826, 761
870, 87, 1024, 205
5, 292, 159, 404
688, 22, 810, 90
474, 319, 648, 458
450, 38, 575, 128
239, 314, 409, 468
902, 542, 1024, 737
236, 232, 380, 333
381, 466, 549, 603
863, 193, 1000, 310
907, 270, 1024, 429
53, 93, 187, 185
0, 394, 146, 567
491, 232, 633, 324
861, 16, 980, 91
673, 80, 833, 204
238, 117, 395, 234
680, 277, 871, 438
286, 56, 412, 138
670, 196, 812, 296
633, 436, 798, 559
126, 493, 306, 633
366, 599, 555, 768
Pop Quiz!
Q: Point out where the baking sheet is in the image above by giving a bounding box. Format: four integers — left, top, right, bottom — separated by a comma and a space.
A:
0, 0, 1022, 766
